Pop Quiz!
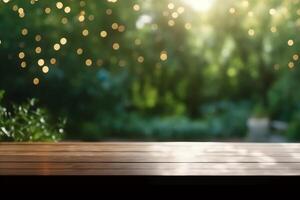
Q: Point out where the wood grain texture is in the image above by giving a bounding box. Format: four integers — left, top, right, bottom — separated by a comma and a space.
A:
1, 142, 300, 175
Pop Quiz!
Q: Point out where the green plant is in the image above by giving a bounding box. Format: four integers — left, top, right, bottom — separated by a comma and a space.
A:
200, 101, 251, 138
286, 113, 300, 141
1, 0, 300, 141
251, 104, 269, 118
0, 90, 65, 142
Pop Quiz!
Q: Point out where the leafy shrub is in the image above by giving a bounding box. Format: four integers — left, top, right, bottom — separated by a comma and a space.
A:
0, 90, 65, 142
251, 104, 269, 118
200, 101, 251, 138
268, 70, 300, 121
109, 114, 210, 141
268, 70, 300, 140
103, 100, 251, 141
286, 113, 300, 141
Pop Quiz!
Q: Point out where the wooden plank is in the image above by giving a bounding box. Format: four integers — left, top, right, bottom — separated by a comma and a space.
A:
1, 142, 299, 145
2, 150, 300, 156
1, 168, 300, 175
1, 142, 300, 149
1, 142, 300, 175
1, 151, 300, 159
1, 143, 300, 153
1, 155, 299, 163
1, 162, 300, 169
2, 142, 300, 149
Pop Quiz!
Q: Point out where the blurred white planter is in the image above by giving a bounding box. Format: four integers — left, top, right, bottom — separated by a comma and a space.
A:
247, 118, 270, 142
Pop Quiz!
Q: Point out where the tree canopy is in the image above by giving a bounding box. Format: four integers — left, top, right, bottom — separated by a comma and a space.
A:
0, 0, 300, 141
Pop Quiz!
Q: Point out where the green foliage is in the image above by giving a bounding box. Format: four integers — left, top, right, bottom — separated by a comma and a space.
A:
251, 104, 269, 118
0, 0, 300, 141
97, 101, 251, 141
0, 90, 65, 142
287, 113, 300, 141
268, 67, 300, 121
200, 101, 251, 138
268, 67, 300, 141
109, 115, 210, 141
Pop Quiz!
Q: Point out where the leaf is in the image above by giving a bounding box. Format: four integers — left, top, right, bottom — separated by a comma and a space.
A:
0, 127, 10, 137
0, 90, 4, 102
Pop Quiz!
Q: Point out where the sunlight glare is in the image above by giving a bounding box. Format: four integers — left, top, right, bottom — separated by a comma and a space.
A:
182, 0, 215, 12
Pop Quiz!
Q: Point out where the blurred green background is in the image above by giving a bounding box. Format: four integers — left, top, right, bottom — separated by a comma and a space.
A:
0, 0, 300, 142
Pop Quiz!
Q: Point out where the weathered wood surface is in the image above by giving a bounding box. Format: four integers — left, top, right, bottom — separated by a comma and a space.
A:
1, 142, 300, 175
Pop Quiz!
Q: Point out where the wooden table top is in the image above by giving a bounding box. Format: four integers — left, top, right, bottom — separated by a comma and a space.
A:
1, 142, 300, 175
